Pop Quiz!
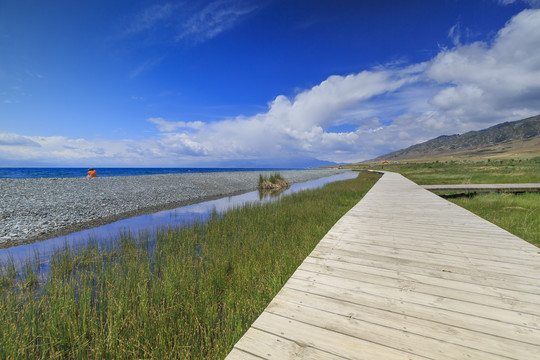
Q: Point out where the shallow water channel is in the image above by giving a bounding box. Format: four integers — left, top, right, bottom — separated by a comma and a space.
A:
1, 171, 357, 268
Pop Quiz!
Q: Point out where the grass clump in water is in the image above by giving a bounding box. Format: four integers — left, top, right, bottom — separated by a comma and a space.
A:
257, 172, 290, 190
0, 171, 380, 359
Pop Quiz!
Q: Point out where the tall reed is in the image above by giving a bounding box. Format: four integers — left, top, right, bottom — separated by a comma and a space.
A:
0, 171, 380, 359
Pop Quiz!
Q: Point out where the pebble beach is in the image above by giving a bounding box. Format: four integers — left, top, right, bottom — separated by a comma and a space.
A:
0, 169, 349, 247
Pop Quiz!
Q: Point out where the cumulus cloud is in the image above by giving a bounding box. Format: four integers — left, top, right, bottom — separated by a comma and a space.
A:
426, 9, 540, 126
0, 134, 158, 166
4, 9, 540, 166
142, 8, 540, 163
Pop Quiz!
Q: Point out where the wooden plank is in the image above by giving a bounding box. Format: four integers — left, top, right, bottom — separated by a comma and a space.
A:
321, 227, 539, 258
252, 312, 430, 360
264, 295, 514, 360
311, 245, 540, 288
282, 279, 540, 346
290, 270, 540, 327
305, 252, 540, 296
333, 223, 529, 251
294, 264, 540, 315
225, 348, 265, 360
232, 328, 348, 360
225, 171, 540, 359
274, 286, 535, 358
317, 235, 540, 268
300, 257, 540, 305
314, 241, 540, 280
315, 239, 540, 278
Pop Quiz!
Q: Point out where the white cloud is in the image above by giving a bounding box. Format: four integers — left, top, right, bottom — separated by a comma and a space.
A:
4, 9, 540, 166
0, 132, 41, 147
154, 8, 540, 163
148, 117, 205, 132
426, 9, 540, 126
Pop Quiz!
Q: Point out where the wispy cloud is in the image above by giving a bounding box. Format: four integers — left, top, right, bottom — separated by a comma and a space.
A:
121, 0, 261, 45
115, 1, 261, 78
123, 3, 176, 37
498, 0, 540, 7
177, 0, 260, 43
128, 56, 165, 79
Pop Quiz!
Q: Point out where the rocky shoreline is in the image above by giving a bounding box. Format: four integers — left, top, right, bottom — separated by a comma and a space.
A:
0, 169, 349, 248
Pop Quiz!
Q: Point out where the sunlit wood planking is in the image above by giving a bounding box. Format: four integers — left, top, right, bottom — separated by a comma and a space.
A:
226, 171, 540, 359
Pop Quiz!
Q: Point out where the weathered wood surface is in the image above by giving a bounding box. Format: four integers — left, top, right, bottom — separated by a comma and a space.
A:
422, 183, 540, 192
225, 171, 540, 359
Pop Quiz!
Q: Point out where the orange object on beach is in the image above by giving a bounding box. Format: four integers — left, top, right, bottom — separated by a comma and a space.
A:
87, 168, 98, 178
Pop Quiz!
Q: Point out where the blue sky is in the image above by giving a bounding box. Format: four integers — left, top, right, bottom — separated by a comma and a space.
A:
1, 0, 540, 167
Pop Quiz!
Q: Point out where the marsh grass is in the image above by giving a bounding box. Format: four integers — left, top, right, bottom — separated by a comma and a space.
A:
450, 192, 540, 247
257, 172, 285, 185
257, 172, 290, 191
0, 171, 380, 359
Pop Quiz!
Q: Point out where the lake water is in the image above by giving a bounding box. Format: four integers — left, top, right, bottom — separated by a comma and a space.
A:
0, 167, 300, 179
0, 172, 357, 268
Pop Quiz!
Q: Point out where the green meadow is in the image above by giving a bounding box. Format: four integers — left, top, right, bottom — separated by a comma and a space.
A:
0, 171, 380, 359
351, 157, 540, 184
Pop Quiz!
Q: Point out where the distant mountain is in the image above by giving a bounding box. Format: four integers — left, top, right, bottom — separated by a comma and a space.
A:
371, 114, 540, 162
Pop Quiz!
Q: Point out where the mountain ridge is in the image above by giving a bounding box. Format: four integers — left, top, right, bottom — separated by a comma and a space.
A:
370, 114, 540, 162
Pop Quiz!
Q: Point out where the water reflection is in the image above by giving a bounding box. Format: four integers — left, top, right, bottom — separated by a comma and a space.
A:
0, 172, 356, 266
257, 186, 289, 198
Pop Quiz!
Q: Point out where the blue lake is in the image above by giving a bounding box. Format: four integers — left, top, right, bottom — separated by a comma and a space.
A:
0, 167, 300, 179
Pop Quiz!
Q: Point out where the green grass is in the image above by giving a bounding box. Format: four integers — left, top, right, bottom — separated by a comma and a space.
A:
0, 171, 380, 359
449, 192, 540, 247
349, 157, 540, 184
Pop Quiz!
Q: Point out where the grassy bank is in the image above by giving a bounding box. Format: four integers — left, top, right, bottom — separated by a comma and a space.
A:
0, 171, 380, 359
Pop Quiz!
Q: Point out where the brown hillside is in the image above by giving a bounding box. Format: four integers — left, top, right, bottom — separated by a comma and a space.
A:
369, 114, 540, 162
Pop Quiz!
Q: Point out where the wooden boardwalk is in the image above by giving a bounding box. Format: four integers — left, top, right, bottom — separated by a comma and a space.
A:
225, 171, 540, 360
